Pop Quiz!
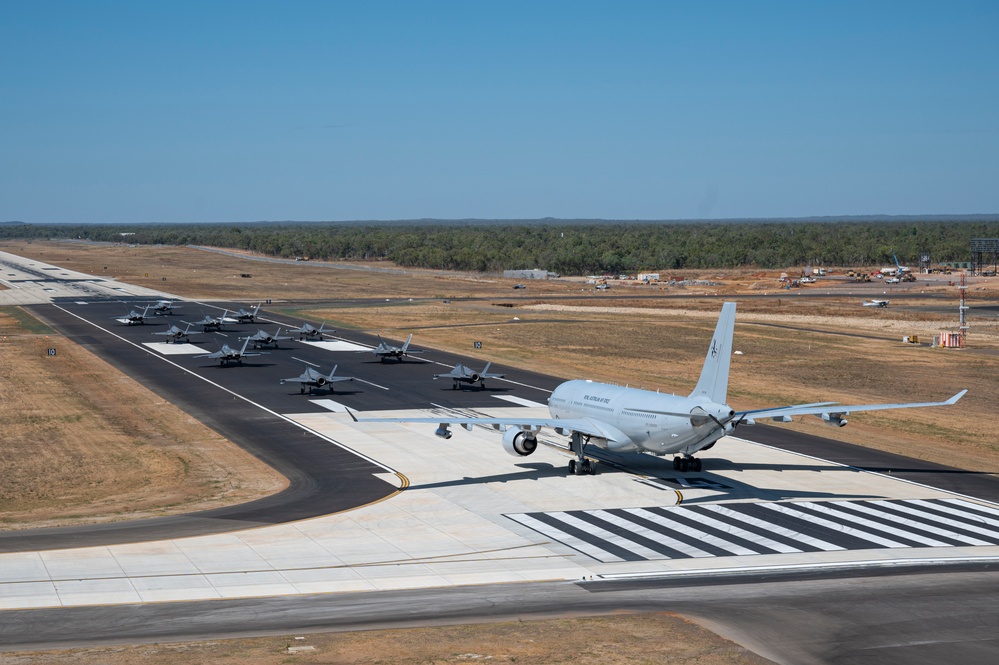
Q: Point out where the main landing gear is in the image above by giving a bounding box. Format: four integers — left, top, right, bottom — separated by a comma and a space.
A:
673, 456, 702, 473
568, 431, 596, 475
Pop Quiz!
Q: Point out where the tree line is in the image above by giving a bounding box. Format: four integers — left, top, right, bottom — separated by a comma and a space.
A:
3, 220, 996, 274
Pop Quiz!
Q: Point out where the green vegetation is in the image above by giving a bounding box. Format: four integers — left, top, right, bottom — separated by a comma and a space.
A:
0, 306, 55, 335
4, 219, 997, 274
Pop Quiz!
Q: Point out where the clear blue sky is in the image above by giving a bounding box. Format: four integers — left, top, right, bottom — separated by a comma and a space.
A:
2, 1, 997, 223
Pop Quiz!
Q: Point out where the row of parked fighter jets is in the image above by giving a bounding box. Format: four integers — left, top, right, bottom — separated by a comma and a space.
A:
114, 300, 506, 393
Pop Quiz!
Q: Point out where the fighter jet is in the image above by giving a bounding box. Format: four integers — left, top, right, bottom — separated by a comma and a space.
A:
114, 305, 154, 325
240, 327, 293, 349
281, 364, 354, 394
863, 299, 890, 308
185, 310, 229, 332
195, 338, 264, 366
150, 300, 180, 315
292, 321, 334, 341
231, 303, 261, 323
434, 362, 505, 390
152, 322, 197, 344
371, 334, 423, 362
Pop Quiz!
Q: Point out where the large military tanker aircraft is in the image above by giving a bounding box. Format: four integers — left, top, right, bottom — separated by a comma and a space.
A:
352, 302, 966, 475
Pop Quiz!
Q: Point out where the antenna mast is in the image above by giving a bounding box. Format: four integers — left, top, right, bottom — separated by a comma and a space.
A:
959, 272, 969, 345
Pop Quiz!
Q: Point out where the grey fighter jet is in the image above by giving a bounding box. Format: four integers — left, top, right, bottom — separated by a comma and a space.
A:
434, 362, 505, 390
292, 321, 334, 341
195, 338, 264, 366
231, 303, 261, 323
372, 334, 423, 362
281, 364, 354, 394
240, 327, 293, 349
152, 322, 197, 343
185, 310, 229, 332
151, 300, 180, 315
114, 305, 154, 325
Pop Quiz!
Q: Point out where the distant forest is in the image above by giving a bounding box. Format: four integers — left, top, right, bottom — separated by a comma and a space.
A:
3, 220, 997, 275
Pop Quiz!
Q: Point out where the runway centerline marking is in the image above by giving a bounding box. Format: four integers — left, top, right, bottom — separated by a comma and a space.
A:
354, 378, 390, 391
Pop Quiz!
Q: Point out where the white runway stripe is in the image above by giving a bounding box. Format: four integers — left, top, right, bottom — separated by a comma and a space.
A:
508, 513, 625, 562
904, 500, 999, 535
701, 504, 844, 551
762, 503, 910, 548
860, 501, 991, 546
673, 506, 803, 554
797, 502, 951, 547
592, 509, 716, 558
629, 508, 756, 556
942, 498, 999, 519
553, 512, 668, 560
506, 498, 999, 563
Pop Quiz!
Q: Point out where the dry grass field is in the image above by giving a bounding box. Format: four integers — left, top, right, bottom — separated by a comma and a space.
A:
0, 613, 774, 665
0, 306, 287, 529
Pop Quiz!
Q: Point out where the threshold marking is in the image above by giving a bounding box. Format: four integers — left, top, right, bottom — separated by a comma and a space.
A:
303, 340, 371, 352
141, 342, 206, 355
507, 498, 999, 563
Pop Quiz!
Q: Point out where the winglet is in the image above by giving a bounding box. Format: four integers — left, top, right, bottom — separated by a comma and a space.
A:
946, 389, 968, 405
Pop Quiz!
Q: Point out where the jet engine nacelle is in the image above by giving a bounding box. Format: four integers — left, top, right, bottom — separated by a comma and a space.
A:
822, 413, 848, 427
502, 428, 538, 457
315, 377, 327, 387
469, 373, 480, 384
435, 425, 453, 440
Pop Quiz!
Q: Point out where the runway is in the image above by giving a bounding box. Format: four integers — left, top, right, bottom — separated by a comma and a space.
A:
3, 295, 564, 552
3, 252, 999, 662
